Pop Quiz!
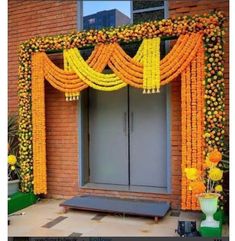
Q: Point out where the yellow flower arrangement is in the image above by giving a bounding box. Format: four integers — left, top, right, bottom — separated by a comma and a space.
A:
215, 185, 223, 192
8, 155, 17, 165
184, 150, 223, 198
208, 167, 223, 181
8, 154, 20, 181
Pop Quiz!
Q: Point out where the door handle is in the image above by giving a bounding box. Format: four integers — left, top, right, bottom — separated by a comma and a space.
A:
123, 112, 127, 136
131, 112, 134, 133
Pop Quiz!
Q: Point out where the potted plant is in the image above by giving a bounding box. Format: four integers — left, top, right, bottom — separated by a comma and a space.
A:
185, 149, 223, 228
8, 114, 20, 196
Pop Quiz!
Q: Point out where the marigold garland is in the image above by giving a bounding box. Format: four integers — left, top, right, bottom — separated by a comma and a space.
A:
191, 57, 198, 210
142, 38, 161, 93
31, 35, 204, 195
63, 38, 162, 93
64, 48, 127, 91
181, 39, 205, 210
181, 60, 187, 209
17, 11, 226, 211
32, 53, 47, 194
186, 64, 192, 210
63, 34, 201, 93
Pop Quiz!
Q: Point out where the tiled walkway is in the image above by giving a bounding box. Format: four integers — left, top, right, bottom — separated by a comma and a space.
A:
8, 199, 229, 237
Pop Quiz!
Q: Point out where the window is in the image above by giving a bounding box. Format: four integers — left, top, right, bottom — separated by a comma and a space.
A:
132, 0, 167, 24
133, 9, 165, 23
88, 18, 95, 24
133, 0, 164, 10
81, 1, 131, 30
131, 0, 168, 58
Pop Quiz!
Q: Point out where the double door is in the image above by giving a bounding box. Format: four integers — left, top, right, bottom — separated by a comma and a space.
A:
88, 87, 168, 190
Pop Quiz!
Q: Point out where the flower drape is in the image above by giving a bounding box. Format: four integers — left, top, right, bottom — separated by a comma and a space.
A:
32, 33, 205, 209
181, 41, 205, 210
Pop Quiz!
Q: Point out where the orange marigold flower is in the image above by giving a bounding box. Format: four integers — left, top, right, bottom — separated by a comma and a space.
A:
191, 181, 206, 195
209, 150, 222, 163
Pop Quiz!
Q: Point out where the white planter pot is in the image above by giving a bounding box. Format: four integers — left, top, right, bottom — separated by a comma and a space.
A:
198, 193, 220, 228
8, 179, 20, 196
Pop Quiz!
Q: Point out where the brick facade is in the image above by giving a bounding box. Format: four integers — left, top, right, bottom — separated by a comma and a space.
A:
8, 0, 229, 210
8, 0, 77, 112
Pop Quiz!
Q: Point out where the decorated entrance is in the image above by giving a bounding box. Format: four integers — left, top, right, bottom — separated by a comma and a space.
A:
18, 11, 225, 211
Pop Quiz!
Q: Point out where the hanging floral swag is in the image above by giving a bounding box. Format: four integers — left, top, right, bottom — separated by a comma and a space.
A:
18, 11, 226, 210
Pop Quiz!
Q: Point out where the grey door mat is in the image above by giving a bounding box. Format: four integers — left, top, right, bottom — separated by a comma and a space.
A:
60, 195, 170, 218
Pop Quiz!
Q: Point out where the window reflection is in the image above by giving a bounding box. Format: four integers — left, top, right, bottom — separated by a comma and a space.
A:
83, 1, 131, 30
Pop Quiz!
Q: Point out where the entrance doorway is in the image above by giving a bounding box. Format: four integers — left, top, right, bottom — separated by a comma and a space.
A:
79, 86, 171, 193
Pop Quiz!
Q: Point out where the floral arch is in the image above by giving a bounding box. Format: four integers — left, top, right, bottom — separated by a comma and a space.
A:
18, 11, 225, 210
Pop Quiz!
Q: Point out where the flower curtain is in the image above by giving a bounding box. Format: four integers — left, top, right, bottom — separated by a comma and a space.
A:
181, 43, 205, 210
32, 32, 205, 211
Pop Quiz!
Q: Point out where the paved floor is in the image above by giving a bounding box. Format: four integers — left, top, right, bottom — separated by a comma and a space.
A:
8, 198, 229, 237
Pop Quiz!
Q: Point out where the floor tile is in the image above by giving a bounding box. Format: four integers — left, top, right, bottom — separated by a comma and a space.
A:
42, 216, 68, 228
69, 232, 83, 237
91, 213, 107, 221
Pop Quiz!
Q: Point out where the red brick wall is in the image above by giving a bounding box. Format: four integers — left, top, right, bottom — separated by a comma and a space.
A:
45, 54, 80, 197
8, 0, 77, 113
8, 0, 229, 210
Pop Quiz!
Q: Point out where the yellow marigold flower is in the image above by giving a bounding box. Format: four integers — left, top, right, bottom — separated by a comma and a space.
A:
215, 185, 223, 192
11, 165, 15, 171
185, 168, 199, 181
8, 155, 17, 166
209, 167, 223, 181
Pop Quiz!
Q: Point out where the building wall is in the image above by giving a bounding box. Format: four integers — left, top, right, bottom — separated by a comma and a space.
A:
8, 0, 229, 210
116, 9, 131, 26
8, 0, 77, 113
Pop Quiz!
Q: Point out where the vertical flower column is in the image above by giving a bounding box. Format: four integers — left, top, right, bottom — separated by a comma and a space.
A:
196, 44, 205, 173
185, 65, 192, 210
191, 57, 198, 210
203, 13, 226, 155
18, 46, 34, 193
32, 53, 47, 194
181, 41, 205, 210
181, 65, 192, 210
181, 68, 187, 210
143, 38, 161, 93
